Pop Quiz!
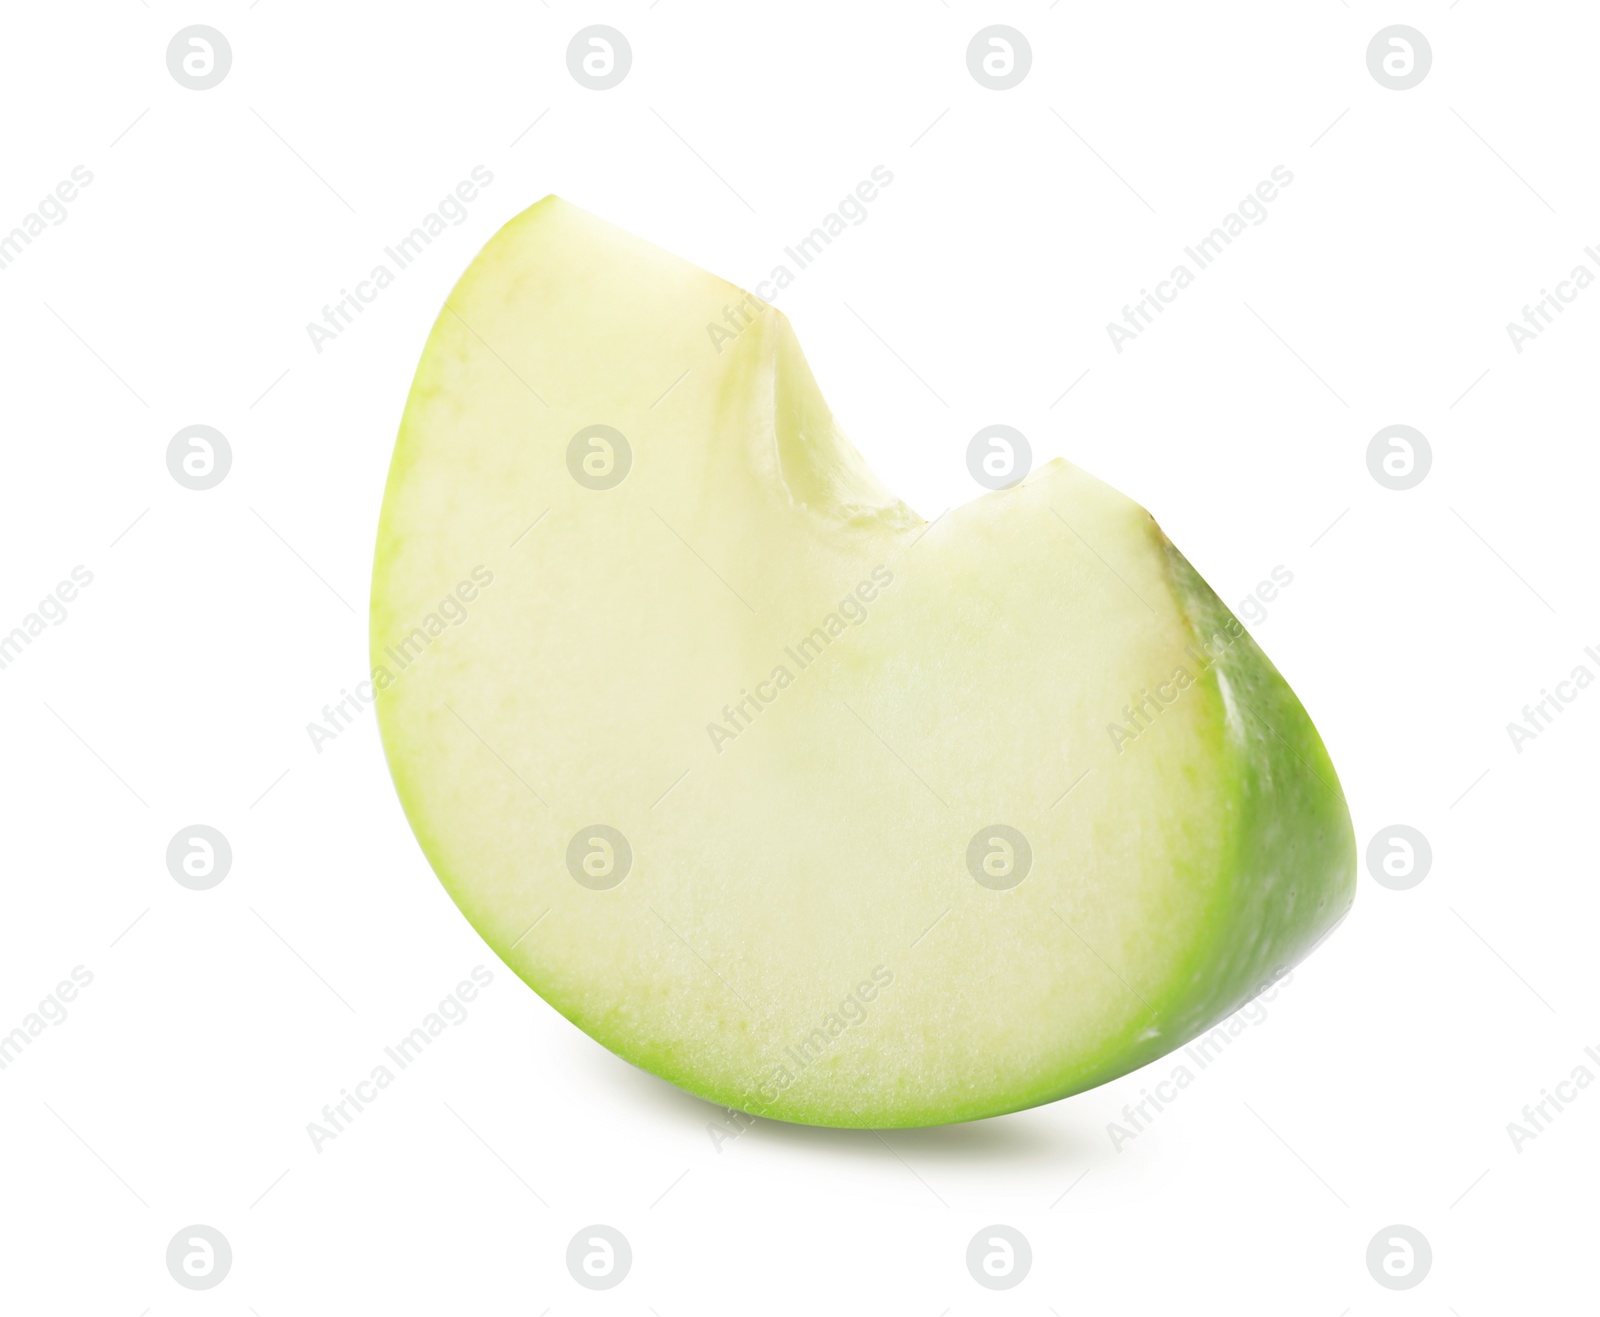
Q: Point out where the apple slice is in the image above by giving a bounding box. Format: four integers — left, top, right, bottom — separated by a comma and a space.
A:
371, 198, 1354, 1128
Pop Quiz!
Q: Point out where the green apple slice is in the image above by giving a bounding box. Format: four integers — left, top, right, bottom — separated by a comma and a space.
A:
371, 197, 1355, 1129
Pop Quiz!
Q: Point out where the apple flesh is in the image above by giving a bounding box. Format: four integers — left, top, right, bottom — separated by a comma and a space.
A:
371, 198, 1355, 1128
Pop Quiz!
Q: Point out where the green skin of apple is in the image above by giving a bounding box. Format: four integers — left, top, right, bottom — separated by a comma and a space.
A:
371, 198, 1355, 1129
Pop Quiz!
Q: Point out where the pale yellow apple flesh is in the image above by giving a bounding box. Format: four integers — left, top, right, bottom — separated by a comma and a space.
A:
371, 197, 1355, 1128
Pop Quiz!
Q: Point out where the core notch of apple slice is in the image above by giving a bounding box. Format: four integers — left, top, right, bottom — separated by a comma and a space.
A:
371, 196, 1355, 1129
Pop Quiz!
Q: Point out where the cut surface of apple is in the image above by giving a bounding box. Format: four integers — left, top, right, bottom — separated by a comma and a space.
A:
371, 197, 1355, 1128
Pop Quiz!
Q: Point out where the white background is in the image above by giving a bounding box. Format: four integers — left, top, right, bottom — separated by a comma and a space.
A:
2, 2, 1596, 1312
